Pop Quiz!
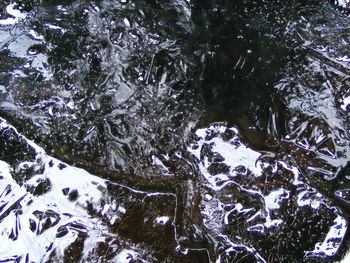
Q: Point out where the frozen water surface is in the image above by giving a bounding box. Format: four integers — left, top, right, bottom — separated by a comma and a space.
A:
1, 0, 350, 262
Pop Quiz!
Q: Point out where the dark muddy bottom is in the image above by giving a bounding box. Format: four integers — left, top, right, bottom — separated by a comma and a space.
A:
1, 0, 350, 262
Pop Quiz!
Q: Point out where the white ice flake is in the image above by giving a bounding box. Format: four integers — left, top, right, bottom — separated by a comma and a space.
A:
0, 3, 27, 25
306, 215, 347, 257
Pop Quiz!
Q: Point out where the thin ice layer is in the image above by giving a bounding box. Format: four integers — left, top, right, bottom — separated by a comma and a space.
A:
0, 118, 179, 262
188, 123, 347, 262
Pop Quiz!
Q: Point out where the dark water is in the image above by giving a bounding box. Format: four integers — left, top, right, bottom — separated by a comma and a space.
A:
1, 0, 350, 262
